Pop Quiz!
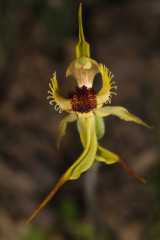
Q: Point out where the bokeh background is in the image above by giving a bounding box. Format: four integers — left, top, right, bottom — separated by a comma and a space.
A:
0, 0, 159, 239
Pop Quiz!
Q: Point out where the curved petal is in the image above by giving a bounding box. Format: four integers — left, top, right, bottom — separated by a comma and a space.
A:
77, 117, 86, 147
57, 113, 77, 149
95, 145, 146, 183
47, 72, 72, 112
96, 145, 119, 165
95, 115, 105, 140
77, 113, 98, 145
26, 115, 97, 224
96, 64, 116, 107
95, 106, 150, 128
64, 115, 97, 180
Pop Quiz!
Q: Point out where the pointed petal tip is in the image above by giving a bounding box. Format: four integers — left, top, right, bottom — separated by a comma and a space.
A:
138, 120, 152, 129
119, 159, 147, 184
76, 2, 90, 58
79, 2, 82, 11
145, 123, 153, 129
25, 175, 67, 224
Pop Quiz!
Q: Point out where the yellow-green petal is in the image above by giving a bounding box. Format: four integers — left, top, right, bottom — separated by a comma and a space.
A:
64, 115, 97, 180
48, 72, 72, 112
26, 115, 97, 224
96, 64, 114, 107
57, 113, 77, 149
94, 115, 105, 140
77, 118, 86, 147
95, 106, 151, 128
96, 145, 119, 165
75, 3, 90, 58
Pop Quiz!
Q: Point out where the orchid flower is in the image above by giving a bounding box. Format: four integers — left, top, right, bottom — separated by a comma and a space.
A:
26, 3, 150, 224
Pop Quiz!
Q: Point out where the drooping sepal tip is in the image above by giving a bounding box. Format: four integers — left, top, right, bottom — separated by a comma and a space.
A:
25, 174, 67, 224
76, 3, 90, 58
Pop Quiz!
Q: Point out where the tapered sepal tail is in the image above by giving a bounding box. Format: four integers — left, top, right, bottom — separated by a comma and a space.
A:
76, 3, 90, 58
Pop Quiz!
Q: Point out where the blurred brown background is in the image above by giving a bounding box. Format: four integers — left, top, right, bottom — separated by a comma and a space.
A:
0, 0, 159, 239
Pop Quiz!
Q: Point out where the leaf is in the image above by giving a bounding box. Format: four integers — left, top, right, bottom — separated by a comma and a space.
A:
57, 113, 77, 149
96, 145, 119, 165
95, 106, 151, 128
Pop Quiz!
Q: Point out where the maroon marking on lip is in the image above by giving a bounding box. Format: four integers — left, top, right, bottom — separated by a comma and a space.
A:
69, 86, 97, 113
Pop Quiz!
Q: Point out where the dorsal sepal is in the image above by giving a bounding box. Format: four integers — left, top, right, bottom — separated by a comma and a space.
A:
76, 3, 90, 58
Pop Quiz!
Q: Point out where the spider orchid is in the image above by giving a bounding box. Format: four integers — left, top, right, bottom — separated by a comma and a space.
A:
26, 3, 150, 224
